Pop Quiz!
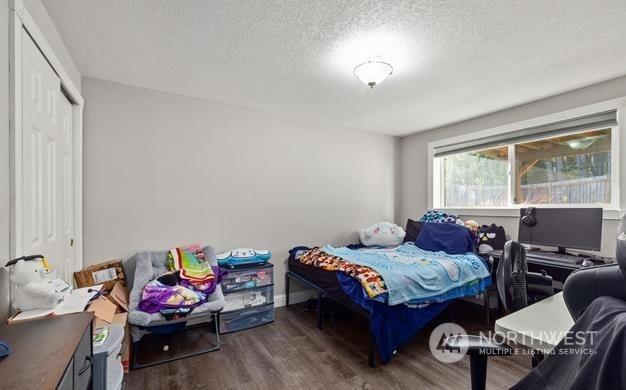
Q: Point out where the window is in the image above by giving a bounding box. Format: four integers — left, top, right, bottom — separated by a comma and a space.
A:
515, 128, 611, 205
432, 108, 620, 209
441, 146, 508, 207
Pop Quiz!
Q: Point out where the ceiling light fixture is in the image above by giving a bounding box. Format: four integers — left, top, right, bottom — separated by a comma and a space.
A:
353, 58, 393, 88
567, 135, 601, 150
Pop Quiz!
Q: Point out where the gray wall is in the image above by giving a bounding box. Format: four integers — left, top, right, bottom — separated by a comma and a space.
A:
400, 75, 626, 257
82, 77, 398, 298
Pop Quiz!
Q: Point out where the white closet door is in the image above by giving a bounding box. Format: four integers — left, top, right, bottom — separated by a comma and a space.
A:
21, 30, 72, 280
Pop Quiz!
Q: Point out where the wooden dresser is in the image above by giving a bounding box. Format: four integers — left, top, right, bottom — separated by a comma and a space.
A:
0, 312, 93, 390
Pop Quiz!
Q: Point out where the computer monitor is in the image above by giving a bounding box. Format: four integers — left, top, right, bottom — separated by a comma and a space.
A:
518, 207, 602, 253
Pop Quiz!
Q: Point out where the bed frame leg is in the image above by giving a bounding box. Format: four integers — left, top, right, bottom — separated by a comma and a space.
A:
317, 291, 323, 330
285, 273, 290, 307
368, 325, 376, 368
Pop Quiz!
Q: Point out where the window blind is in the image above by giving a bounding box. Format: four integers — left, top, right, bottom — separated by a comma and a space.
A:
433, 109, 618, 158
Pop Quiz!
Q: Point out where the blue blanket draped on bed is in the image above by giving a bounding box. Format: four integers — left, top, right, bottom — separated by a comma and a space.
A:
336, 272, 490, 363
322, 243, 490, 306
336, 272, 450, 363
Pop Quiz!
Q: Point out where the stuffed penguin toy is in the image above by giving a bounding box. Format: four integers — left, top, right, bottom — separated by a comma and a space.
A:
478, 224, 507, 252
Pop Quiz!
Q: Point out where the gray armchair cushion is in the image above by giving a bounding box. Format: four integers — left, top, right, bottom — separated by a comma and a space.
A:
126, 245, 225, 328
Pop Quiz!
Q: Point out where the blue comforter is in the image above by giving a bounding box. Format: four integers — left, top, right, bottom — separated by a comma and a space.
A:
337, 272, 451, 363
322, 243, 490, 306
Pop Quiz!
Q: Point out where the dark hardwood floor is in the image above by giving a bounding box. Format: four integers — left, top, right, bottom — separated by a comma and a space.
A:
124, 302, 530, 389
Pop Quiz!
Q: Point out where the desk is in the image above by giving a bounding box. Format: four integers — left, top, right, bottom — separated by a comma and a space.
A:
482, 250, 576, 284
495, 292, 574, 351
483, 250, 613, 284
0, 312, 93, 390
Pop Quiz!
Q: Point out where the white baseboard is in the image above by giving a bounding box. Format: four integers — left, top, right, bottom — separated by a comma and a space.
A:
274, 290, 314, 308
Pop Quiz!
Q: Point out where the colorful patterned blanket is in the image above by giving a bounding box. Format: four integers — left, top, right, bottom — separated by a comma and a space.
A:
296, 247, 387, 298
138, 280, 207, 314
167, 243, 214, 284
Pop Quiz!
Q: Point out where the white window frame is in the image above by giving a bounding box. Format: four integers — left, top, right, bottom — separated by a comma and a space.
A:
428, 98, 626, 220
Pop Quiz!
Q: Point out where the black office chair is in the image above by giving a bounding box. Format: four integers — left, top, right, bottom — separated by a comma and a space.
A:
446, 240, 554, 390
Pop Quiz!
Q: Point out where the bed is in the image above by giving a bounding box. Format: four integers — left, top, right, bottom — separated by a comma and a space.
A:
285, 233, 492, 367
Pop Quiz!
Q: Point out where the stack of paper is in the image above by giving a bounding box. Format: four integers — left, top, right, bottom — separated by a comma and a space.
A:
8, 285, 103, 323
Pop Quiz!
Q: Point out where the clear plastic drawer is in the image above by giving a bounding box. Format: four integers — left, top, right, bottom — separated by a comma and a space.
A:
219, 304, 274, 334
223, 285, 274, 313
221, 265, 273, 293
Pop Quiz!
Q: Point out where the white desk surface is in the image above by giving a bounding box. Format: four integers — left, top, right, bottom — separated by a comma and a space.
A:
494, 292, 574, 351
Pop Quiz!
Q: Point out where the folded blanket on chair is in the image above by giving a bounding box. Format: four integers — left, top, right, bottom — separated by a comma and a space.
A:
138, 280, 207, 314
168, 244, 214, 283
180, 266, 226, 294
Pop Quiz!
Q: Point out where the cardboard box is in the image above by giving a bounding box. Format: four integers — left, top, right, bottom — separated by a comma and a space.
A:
106, 281, 129, 312
93, 311, 127, 330
87, 296, 117, 324
79, 262, 132, 371
74, 260, 126, 292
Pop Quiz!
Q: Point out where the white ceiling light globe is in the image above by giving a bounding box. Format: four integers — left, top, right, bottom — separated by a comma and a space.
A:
353, 59, 393, 88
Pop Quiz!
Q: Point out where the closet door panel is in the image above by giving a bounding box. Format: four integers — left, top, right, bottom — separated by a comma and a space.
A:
21, 29, 65, 277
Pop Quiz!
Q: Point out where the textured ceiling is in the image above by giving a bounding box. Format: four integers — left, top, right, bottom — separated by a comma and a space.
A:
44, 0, 626, 136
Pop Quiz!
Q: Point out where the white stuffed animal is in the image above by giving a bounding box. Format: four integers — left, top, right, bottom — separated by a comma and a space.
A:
10, 260, 60, 311
359, 222, 406, 247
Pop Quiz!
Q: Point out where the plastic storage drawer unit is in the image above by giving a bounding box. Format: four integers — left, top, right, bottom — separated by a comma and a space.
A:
93, 324, 125, 390
223, 285, 274, 313
219, 304, 275, 334
221, 264, 274, 292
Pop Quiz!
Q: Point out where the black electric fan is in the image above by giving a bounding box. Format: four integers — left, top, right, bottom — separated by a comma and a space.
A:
497, 241, 529, 313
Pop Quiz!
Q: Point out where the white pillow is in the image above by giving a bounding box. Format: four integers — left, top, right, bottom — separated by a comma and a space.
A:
359, 222, 406, 247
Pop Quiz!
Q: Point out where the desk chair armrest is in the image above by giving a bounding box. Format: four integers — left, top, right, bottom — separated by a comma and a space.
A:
563, 263, 626, 320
